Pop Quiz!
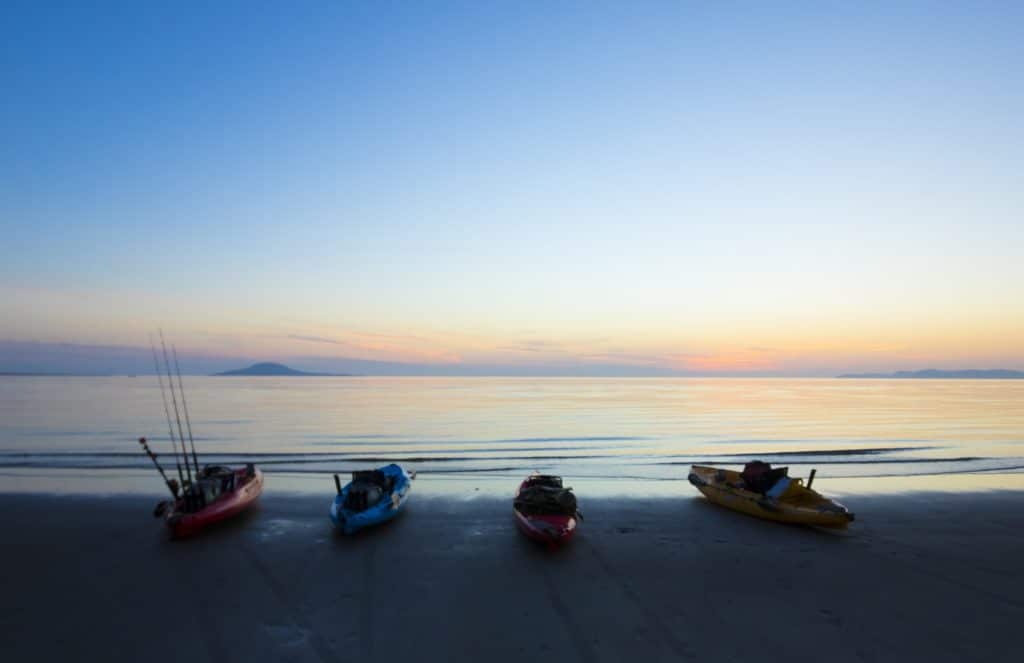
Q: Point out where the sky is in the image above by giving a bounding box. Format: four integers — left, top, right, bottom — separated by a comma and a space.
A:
1, 2, 1022, 375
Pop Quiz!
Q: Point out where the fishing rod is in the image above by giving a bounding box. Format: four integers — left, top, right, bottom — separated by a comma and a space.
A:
159, 330, 192, 484
172, 345, 200, 476
150, 335, 186, 488
138, 436, 179, 498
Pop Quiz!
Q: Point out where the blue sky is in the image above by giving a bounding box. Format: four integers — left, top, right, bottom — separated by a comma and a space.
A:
2, 2, 1022, 374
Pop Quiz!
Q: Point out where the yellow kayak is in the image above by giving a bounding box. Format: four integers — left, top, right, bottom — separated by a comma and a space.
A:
688, 465, 854, 528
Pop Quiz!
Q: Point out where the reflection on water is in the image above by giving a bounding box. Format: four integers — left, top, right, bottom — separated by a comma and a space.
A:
0, 377, 1022, 494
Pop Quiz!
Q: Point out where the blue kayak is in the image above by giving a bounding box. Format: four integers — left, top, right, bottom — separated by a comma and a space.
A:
330, 464, 415, 534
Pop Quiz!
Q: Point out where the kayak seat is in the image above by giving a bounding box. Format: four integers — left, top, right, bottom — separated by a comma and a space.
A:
525, 475, 563, 489
765, 476, 791, 499
201, 479, 221, 505
344, 482, 385, 512
182, 483, 209, 513
741, 462, 789, 494
352, 470, 388, 489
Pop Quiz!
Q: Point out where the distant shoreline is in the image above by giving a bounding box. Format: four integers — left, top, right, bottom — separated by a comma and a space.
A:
0, 372, 120, 377
837, 369, 1024, 379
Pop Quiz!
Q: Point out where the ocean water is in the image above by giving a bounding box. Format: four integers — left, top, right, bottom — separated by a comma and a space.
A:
1, 377, 1022, 495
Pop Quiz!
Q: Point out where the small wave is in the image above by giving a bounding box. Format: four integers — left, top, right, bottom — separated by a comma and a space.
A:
663, 456, 983, 465
9, 431, 235, 442
304, 434, 404, 441
18, 430, 129, 438
196, 419, 255, 426
714, 446, 940, 457
704, 437, 934, 446
0, 452, 609, 469
495, 436, 648, 443
253, 454, 612, 465
304, 443, 631, 454
307, 435, 647, 447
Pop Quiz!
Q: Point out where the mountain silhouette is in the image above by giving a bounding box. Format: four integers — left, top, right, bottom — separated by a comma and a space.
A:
214, 362, 348, 377
838, 369, 1024, 379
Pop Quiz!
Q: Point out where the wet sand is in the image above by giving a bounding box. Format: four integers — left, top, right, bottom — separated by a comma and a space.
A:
1, 489, 1022, 663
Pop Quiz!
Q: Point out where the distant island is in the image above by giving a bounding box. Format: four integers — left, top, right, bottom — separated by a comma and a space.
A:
214, 362, 350, 377
0, 371, 77, 376
0, 371, 116, 377
838, 369, 1024, 379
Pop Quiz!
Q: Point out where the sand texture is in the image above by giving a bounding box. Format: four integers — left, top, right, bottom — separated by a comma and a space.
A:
1, 490, 1022, 662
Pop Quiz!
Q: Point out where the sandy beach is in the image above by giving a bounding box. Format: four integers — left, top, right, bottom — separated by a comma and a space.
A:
2, 486, 1021, 663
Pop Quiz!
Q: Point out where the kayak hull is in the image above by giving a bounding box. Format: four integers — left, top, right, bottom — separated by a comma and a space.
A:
330, 464, 413, 535
688, 464, 853, 528
513, 508, 577, 547
167, 467, 264, 538
513, 477, 578, 547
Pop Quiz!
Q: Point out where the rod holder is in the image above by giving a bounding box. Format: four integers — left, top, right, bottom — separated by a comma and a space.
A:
334, 474, 342, 495
807, 469, 817, 489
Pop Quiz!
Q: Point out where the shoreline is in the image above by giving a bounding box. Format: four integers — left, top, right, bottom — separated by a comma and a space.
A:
2, 466, 1024, 498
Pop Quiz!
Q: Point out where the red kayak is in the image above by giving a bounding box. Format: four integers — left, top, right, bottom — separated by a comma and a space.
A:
513, 474, 580, 547
158, 465, 264, 538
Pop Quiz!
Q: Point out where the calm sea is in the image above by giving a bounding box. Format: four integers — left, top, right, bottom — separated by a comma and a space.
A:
1, 377, 1022, 494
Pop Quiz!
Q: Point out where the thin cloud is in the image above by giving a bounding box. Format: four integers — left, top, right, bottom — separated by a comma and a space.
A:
581, 352, 662, 364
288, 334, 346, 345
350, 330, 429, 343
287, 330, 429, 345
497, 339, 567, 353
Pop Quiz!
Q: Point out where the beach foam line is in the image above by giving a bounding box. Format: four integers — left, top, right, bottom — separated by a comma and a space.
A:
1, 456, 1019, 476
2, 460, 1024, 481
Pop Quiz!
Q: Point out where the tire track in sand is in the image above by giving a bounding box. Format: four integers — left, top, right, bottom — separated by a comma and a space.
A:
239, 543, 342, 663
541, 563, 599, 662
585, 539, 697, 660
